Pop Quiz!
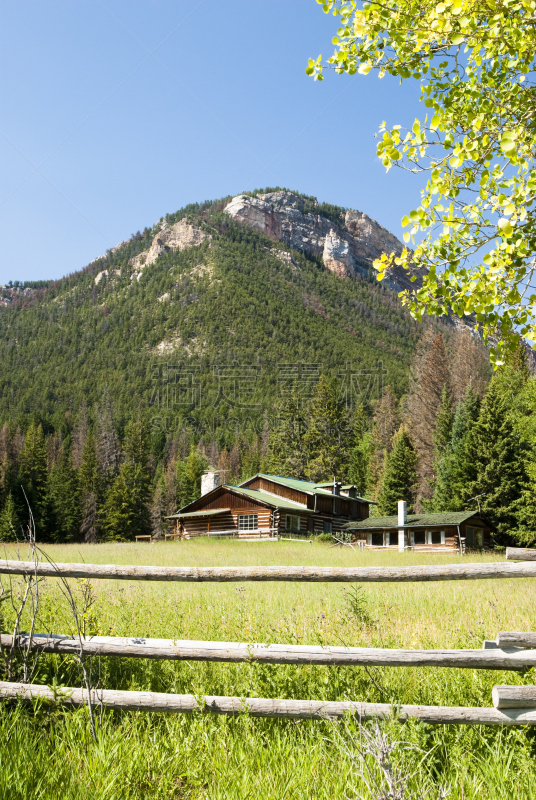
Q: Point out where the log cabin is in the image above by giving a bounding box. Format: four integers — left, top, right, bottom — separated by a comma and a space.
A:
165, 473, 376, 539
343, 501, 494, 553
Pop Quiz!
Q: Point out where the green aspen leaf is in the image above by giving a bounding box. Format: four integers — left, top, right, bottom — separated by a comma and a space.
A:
403, 231, 411, 243
498, 218, 513, 236
401, 215, 410, 226
452, 34, 464, 44
504, 203, 515, 215
501, 140, 516, 154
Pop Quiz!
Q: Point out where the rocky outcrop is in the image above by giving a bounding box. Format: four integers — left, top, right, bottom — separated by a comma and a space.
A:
322, 230, 355, 278
225, 192, 330, 255
344, 209, 405, 266
130, 219, 210, 274
0, 286, 35, 306
224, 191, 422, 292
94, 269, 120, 285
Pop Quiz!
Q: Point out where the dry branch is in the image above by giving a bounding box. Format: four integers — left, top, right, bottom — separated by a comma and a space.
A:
2, 681, 536, 725
2, 559, 536, 583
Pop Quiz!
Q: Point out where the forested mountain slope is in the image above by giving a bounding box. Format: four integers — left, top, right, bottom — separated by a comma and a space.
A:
0, 190, 436, 437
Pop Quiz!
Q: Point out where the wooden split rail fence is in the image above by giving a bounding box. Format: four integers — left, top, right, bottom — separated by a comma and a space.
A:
2, 547, 536, 725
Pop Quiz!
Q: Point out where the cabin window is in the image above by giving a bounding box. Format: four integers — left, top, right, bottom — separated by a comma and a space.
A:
286, 514, 300, 532
428, 530, 444, 545
370, 532, 383, 546
413, 531, 426, 545
388, 531, 398, 546
238, 514, 258, 531
466, 526, 484, 547
323, 521, 332, 534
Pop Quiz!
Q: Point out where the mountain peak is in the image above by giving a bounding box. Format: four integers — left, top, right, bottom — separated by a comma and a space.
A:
224, 191, 419, 292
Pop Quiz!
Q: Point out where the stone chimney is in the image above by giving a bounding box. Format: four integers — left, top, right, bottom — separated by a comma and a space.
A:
398, 500, 407, 527
201, 471, 222, 497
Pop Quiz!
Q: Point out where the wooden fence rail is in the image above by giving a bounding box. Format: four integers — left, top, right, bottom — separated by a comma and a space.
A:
492, 685, 536, 709
4, 549, 536, 726
3, 634, 536, 670
2, 559, 536, 583
506, 547, 536, 561
497, 631, 536, 648
2, 681, 536, 725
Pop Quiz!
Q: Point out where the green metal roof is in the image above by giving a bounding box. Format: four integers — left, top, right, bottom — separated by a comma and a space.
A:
243, 474, 376, 503
252, 474, 321, 493
165, 508, 231, 520
176, 485, 312, 515
344, 511, 488, 530
227, 486, 312, 513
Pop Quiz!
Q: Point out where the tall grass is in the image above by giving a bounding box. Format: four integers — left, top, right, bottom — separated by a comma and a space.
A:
1, 541, 535, 799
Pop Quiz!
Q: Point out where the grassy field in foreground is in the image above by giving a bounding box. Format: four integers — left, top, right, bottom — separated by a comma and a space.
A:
0, 540, 535, 799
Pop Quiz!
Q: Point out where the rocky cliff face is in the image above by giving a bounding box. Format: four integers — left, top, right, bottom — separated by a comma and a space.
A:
0, 285, 35, 306
130, 219, 210, 280
224, 191, 421, 292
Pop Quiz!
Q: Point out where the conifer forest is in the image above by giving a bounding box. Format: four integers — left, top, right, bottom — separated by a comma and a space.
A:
1, 192, 534, 548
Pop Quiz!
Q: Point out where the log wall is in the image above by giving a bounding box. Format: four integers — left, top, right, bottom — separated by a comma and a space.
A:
181, 507, 273, 539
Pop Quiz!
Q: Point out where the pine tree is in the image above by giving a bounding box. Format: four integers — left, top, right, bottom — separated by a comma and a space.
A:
431, 386, 481, 511
449, 328, 491, 406
434, 385, 454, 456
80, 493, 98, 543
176, 445, 208, 508
0, 423, 14, 505
376, 426, 417, 515
0, 492, 20, 542
102, 417, 152, 541
240, 436, 261, 481
462, 380, 526, 540
368, 385, 400, 497
510, 365, 536, 545
424, 384, 454, 510
493, 338, 531, 423
163, 449, 179, 515
266, 385, 308, 479
303, 376, 350, 482
229, 442, 241, 483
96, 390, 120, 486
150, 478, 165, 540
78, 431, 99, 542
18, 422, 49, 535
48, 442, 81, 543
71, 400, 88, 469
407, 330, 451, 505
347, 404, 372, 497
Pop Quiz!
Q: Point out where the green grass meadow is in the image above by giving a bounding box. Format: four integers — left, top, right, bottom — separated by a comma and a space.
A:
1, 541, 535, 799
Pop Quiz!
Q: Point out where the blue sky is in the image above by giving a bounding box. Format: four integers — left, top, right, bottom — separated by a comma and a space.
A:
1, 0, 425, 284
